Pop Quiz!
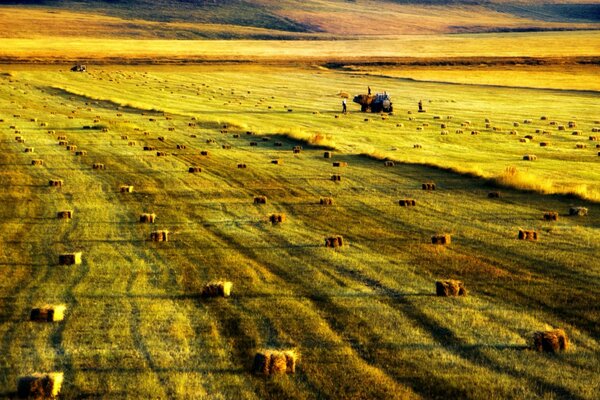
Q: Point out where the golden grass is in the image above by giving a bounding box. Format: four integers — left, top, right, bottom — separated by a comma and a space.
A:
1, 30, 599, 63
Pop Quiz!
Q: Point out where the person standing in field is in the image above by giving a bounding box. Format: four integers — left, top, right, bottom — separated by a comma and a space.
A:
368, 86, 372, 95
342, 98, 347, 114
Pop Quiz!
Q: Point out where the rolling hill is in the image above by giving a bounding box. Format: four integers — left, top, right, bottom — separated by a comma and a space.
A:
0, 0, 599, 38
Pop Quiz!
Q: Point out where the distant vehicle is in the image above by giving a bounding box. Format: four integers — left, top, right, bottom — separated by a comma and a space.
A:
353, 92, 392, 113
70, 64, 87, 72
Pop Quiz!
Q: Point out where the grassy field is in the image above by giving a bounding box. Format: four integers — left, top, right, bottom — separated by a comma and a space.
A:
1, 30, 600, 64
0, 63, 599, 399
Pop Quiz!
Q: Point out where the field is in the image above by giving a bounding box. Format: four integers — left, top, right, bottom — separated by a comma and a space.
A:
0, 58, 599, 399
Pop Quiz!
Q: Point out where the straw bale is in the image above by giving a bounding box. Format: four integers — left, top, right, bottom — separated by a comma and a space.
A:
150, 230, 169, 242
201, 281, 232, 297
532, 329, 568, 352
518, 229, 538, 241
435, 280, 467, 296
254, 196, 267, 204
569, 207, 588, 216
325, 236, 344, 248
59, 252, 82, 265
31, 159, 43, 166
140, 213, 156, 223
30, 305, 66, 322
398, 199, 416, 207
320, 197, 334, 205
57, 210, 72, 219
431, 234, 451, 245
17, 372, 63, 398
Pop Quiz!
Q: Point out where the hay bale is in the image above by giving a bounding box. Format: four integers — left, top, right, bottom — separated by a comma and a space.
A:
293, 148, 301, 154
440, 130, 449, 135
177, 144, 186, 150
168, 127, 175, 131
30, 305, 66, 322
488, 191, 501, 198
66, 145, 77, 151
532, 329, 568, 352
121, 135, 128, 140
568, 121, 576, 128
414, 144, 423, 148
396, 123, 404, 127
269, 214, 286, 224
569, 207, 588, 216
57, 210, 72, 219
156, 151, 168, 156
575, 143, 587, 149
140, 213, 156, 223
59, 252, 82, 265
324, 151, 332, 158
17, 372, 63, 398
15, 135, 23, 141
539, 142, 550, 147
331, 174, 341, 181
510, 130, 518, 135
254, 196, 267, 204
325, 236, 344, 248
188, 166, 202, 173
320, 197, 334, 205
471, 131, 480, 135
524, 119, 532, 124
128, 141, 136, 146
558, 125, 565, 131
513, 122, 520, 127
271, 159, 283, 165
49, 179, 63, 187
158, 136, 166, 142
525, 135, 534, 140
274, 142, 283, 147
593, 127, 600, 133
150, 230, 169, 242
92, 163, 105, 170
250, 142, 258, 146
24, 147, 34, 153
543, 211, 559, 221
237, 163, 247, 169
233, 134, 240, 138
384, 161, 395, 167
398, 199, 416, 207
120, 185, 133, 193
222, 144, 231, 149
201, 281, 232, 297
523, 154, 537, 161
435, 280, 467, 297
518, 229, 538, 241
31, 159, 43, 166
431, 234, 451, 245
332, 162, 348, 167
75, 150, 87, 156
572, 131, 582, 136
422, 183, 436, 190
590, 136, 599, 141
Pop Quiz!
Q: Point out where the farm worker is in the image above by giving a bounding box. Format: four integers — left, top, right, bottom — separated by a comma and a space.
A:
368, 86, 372, 95
342, 99, 347, 114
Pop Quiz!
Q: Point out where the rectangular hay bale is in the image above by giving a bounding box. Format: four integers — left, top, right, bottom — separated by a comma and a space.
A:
59, 252, 82, 265
435, 280, 467, 297
431, 234, 451, 245
17, 372, 63, 398
30, 305, 66, 322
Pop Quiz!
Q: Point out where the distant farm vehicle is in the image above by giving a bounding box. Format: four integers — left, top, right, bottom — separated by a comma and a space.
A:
353, 92, 393, 113
70, 64, 87, 72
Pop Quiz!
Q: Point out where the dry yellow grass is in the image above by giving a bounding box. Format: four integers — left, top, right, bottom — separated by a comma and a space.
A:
1, 31, 599, 63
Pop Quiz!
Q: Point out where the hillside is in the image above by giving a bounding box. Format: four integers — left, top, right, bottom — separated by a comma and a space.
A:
0, 0, 599, 38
